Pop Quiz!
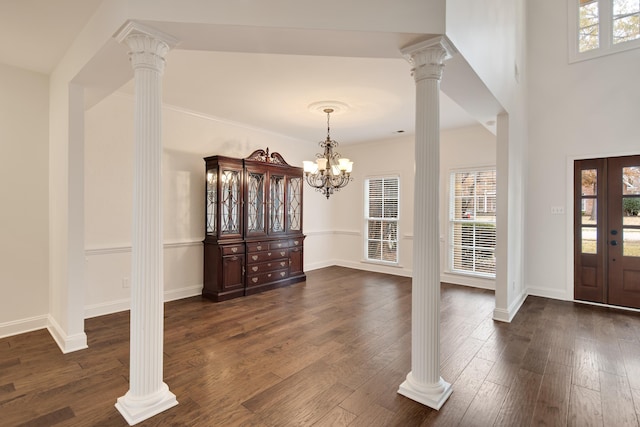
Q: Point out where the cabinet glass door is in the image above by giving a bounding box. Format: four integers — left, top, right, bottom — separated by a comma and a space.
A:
206, 167, 217, 235
221, 169, 241, 235
270, 175, 285, 233
288, 176, 302, 232
247, 170, 266, 235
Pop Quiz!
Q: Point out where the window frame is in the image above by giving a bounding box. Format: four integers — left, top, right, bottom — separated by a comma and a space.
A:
569, 0, 640, 63
448, 168, 497, 278
364, 175, 400, 265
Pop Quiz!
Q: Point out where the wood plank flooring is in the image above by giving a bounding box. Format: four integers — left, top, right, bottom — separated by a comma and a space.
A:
1, 266, 640, 426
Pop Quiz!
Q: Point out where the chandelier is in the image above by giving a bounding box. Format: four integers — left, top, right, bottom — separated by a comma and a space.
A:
303, 108, 354, 199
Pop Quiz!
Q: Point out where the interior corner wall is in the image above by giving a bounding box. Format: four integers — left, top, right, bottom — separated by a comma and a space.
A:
84, 92, 325, 317
440, 125, 497, 289
526, 0, 640, 300
0, 63, 50, 336
322, 124, 496, 286
445, 0, 523, 114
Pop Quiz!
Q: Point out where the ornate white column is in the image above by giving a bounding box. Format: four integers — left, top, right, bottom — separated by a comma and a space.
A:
114, 22, 178, 426
398, 36, 454, 410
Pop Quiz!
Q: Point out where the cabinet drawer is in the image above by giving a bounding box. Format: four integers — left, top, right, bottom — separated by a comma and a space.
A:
246, 242, 267, 253
269, 240, 289, 250
289, 238, 303, 247
247, 259, 288, 274
247, 269, 289, 286
247, 249, 288, 263
221, 244, 244, 255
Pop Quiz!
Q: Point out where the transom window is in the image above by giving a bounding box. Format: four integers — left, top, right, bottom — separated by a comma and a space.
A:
365, 176, 399, 264
449, 169, 497, 277
571, 0, 640, 61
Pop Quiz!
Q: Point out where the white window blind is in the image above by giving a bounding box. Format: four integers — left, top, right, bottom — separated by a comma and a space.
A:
365, 177, 399, 263
449, 169, 496, 277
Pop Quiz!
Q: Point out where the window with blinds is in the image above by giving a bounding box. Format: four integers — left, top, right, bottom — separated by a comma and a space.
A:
365, 177, 399, 263
449, 169, 496, 277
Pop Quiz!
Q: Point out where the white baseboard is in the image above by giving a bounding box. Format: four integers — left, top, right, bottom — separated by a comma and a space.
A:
0, 314, 48, 339
165, 284, 202, 302
527, 286, 570, 301
441, 272, 495, 290
493, 288, 528, 323
84, 298, 131, 319
84, 284, 203, 319
337, 260, 412, 278
304, 260, 336, 272
47, 315, 88, 354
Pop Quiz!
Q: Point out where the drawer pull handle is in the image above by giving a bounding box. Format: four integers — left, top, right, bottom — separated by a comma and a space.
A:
231, 247, 238, 253
267, 252, 272, 256
252, 255, 258, 261
267, 273, 272, 278
267, 263, 272, 267
280, 262, 286, 267
280, 272, 286, 277
252, 277, 258, 283
294, 241, 299, 245
257, 245, 262, 251
252, 266, 258, 272
280, 251, 286, 256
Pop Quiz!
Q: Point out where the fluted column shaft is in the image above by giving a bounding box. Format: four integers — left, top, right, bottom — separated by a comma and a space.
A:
398, 37, 453, 410
114, 22, 178, 426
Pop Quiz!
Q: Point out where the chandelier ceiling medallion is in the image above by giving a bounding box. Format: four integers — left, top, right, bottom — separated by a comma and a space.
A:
303, 103, 354, 199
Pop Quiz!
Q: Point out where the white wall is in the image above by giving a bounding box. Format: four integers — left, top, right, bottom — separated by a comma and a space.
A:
526, 0, 640, 300
445, 0, 528, 320
440, 125, 496, 289
445, 0, 524, 114
327, 135, 416, 277
0, 63, 50, 336
84, 92, 497, 318
319, 124, 495, 284
84, 92, 330, 317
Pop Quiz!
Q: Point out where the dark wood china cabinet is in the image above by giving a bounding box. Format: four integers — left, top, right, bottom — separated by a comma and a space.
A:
203, 148, 305, 301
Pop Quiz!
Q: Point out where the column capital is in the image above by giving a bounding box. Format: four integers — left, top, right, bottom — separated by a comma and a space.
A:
115, 21, 179, 73
401, 36, 456, 82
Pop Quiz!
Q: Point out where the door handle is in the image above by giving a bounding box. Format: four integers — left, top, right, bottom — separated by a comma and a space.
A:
610, 240, 618, 246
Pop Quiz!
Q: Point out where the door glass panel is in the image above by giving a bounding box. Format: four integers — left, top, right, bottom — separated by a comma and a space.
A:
581, 169, 597, 195
270, 175, 285, 233
623, 197, 640, 225
288, 177, 301, 231
221, 170, 240, 234
623, 228, 640, 256
247, 171, 265, 233
581, 199, 597, 224
206, 168, 217, 234
622, 167, 640, 195
582, 227, 597, 254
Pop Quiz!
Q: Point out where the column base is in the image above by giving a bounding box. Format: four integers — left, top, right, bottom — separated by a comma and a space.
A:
398, 372, 452, 410
115, 383, 178, 426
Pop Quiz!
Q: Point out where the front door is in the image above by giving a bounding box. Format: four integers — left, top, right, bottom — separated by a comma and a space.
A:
575, 155, 640, 309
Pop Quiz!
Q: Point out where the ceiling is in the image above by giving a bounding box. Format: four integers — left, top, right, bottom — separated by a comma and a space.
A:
0, 0, 483, 146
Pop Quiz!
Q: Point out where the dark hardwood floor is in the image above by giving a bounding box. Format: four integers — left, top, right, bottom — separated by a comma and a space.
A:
1, 266, 640, 426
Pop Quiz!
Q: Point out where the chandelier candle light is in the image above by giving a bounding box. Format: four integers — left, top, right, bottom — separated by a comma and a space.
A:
303, 108, 354, 199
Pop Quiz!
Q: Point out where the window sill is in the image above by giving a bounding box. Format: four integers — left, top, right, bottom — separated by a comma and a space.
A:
570, 38, 640, 64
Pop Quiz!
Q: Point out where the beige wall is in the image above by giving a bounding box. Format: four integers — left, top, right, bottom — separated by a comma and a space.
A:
0, 63, 49, 332
526, 0, 640, 300
317, 124, 495, 282
83, 92, 328, 317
